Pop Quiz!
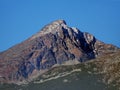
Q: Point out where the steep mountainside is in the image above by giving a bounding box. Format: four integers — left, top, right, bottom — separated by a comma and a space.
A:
0, 50, 120, 90
0, 20, 118, 84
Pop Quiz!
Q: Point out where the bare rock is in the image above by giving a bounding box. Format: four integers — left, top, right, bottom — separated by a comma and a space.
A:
0, 20, 119, 83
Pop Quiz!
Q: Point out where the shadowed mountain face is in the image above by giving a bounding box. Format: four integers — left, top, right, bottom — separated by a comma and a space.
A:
0, 20, 118, 83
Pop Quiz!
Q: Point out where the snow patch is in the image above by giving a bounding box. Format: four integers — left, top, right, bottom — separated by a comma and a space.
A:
71, 27, 79, 34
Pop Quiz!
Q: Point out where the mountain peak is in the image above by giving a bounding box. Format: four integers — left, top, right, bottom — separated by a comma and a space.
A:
51, 19, 67, 25
30, 19, 67, 40
0, 20, 119, 84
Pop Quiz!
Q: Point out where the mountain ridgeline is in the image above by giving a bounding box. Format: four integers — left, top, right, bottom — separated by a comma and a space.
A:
0, 20, 118, 84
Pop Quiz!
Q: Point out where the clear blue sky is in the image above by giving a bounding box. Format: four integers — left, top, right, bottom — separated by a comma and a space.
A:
0, 0, 120, 51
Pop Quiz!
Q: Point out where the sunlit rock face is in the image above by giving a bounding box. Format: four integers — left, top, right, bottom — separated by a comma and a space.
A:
0, 20, 118, 83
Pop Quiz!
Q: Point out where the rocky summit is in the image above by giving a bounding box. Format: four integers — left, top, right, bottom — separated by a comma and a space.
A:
0, 20, 118, 84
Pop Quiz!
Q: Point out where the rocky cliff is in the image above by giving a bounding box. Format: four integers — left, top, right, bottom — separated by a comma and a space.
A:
0, 20, 118, 83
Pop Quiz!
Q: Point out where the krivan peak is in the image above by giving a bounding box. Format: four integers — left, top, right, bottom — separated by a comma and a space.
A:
51, 19, 67, 25
30, 20, 68, 40
0, 19, 118, 84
